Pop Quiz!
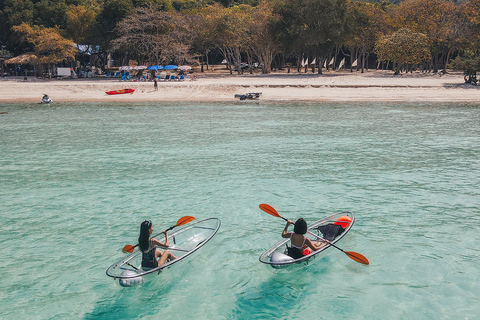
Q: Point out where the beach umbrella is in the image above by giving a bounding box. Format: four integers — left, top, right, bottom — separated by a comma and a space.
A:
147, 65, 163, 70
119, 66, 132, 71
163, 65, 178, 70
134, 65, 147, 70
177, 65, 191, 71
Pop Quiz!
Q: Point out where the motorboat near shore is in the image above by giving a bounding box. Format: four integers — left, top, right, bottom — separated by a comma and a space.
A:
106, 218, 221, 287
259, 212, 354, 269
105, 88, 135, 95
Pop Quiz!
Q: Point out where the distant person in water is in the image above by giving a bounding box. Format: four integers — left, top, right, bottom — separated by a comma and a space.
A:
282, 218, 328, 259
138, 220, 176, 268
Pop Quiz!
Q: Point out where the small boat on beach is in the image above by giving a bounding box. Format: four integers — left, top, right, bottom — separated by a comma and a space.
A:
105, 88, 135, 95
234, 92, 262, 100
106, 217, 221, 287
259, 211, 355, 269
41, 94, 52, 104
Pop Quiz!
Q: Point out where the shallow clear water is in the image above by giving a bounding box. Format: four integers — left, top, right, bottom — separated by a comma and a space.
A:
1, 102, 479, 319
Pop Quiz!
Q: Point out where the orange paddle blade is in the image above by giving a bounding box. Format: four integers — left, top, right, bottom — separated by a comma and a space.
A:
345, 251, 369, 265
122, 244, 136, 253
259, 204, 281, 218
176, 216, 195, 226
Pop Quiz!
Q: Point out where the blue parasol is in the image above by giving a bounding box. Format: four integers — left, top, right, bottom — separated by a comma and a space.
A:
147, 65, 163, 70
163, 65, 178, 70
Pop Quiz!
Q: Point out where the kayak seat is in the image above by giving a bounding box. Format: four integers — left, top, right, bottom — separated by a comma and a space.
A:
316, 224, 345, 241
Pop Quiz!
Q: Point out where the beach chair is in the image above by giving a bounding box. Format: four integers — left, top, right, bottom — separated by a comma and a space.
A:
106, 72, 111, 77
179, 75, 185, 81
164, 75, 169, 81
170, 75, 175, 81
115, 72, 120, 78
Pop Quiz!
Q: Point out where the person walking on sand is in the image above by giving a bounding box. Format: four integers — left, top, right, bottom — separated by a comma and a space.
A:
153, 77, 158, 91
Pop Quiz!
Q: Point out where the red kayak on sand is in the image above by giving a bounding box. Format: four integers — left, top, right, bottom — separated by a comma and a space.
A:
106, 89, 135, 95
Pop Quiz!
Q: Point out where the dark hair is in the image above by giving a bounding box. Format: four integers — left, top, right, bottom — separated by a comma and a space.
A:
293, 218, 307, 235
138, 220, 152, 252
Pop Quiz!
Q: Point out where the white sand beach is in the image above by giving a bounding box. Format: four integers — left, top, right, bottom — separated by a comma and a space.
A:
1, 69, 479, 103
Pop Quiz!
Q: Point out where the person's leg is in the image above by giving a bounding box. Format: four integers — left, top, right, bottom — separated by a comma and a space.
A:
157, 249, 177, 266
313, 241, 328, 249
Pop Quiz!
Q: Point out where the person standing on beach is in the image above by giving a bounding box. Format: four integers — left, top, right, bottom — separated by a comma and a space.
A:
154, 77, 158, 91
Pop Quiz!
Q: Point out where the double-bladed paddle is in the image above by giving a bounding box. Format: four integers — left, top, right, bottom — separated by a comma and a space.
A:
122, 216, 195, 253
259, 203, 369, 265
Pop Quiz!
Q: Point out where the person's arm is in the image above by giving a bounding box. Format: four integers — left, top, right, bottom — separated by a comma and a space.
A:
163, 230, 169, 247
152, 230, 169, 247
305, 237, 329, 251
281, 220, 293, 238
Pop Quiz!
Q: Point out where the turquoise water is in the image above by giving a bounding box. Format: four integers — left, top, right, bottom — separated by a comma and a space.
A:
1, 102, 479, 319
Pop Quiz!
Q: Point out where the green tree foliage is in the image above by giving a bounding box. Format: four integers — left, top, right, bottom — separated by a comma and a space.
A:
12, 22, 76, 64
172, 0, 212, 11
2, 0, 34, 27
375, 28, 431, 71
248, 1, 279, 74
92, 0, 135, 48
2, 0, 480, 75
133, 0, 173, 10
273, 0, 347, 70
66, 3, 100, 43
33, 0, 69, 29
392, 0, 460, 72
450, 54, 480, 75
188, 5, 221, 71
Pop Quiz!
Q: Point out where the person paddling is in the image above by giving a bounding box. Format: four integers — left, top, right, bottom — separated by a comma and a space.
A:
282, 218, 328, 259
138, 220, 176, 268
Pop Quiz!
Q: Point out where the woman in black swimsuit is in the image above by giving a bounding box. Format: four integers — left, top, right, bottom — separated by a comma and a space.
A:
138, 220, 177, 268
282, 218, 328, 259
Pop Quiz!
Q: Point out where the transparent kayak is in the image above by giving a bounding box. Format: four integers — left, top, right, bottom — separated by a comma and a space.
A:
106, 218, 221, 286
259, 212, 354, 268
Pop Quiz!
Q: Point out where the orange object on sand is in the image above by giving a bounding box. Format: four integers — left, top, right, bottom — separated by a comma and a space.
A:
105, 88, 135, 95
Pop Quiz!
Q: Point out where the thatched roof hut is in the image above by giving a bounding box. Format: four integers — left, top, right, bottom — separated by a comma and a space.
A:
5, 53, 38, 64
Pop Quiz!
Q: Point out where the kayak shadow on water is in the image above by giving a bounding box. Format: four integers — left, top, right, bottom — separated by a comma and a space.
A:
83, 275, 178, 320
228, 260, 331, 319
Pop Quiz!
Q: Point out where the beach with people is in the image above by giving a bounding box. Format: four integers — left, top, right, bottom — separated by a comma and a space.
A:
1, 69, 479, 104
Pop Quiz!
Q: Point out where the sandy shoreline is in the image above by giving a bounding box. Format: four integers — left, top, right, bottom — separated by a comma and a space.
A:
1, 70, 479, 103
